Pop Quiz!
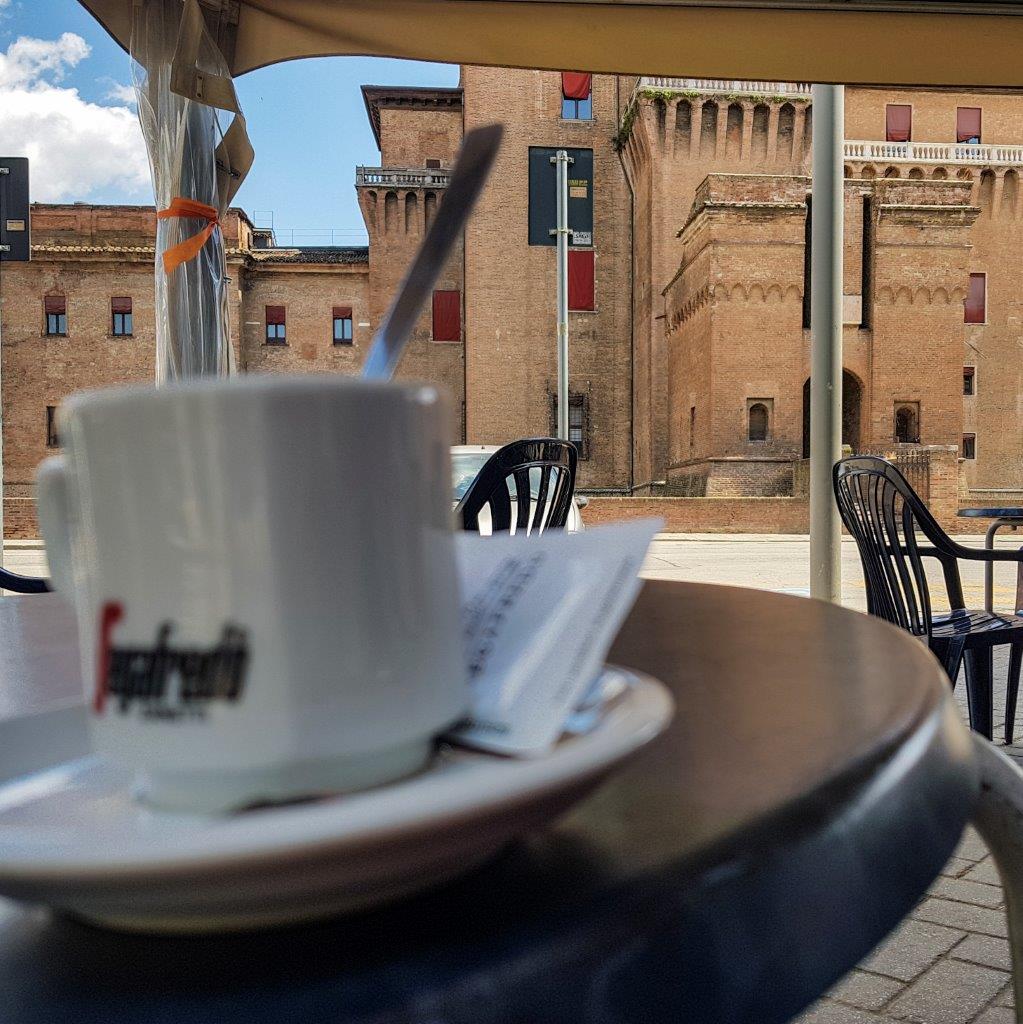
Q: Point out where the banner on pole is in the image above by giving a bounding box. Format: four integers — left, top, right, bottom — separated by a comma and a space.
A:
0, 158, 30, 263
527, 147, 593, 246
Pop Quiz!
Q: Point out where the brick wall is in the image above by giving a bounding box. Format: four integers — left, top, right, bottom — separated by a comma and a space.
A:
240, 264, 370, 375
462, 66, 633, 489
581, 496, 810, 533
3, 499, 38, 540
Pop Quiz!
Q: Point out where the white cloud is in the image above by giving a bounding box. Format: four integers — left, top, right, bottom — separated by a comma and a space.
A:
0, 33, 150, 203
105, 81, 137, 105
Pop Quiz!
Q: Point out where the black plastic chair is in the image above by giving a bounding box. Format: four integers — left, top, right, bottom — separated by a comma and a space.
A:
456, 438, 578, 535
0, 568, 50, 595
834, 455, 1023, 742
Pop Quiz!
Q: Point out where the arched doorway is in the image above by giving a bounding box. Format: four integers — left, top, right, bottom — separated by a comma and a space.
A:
802, 371, 864, 457
894, 402, 920, 444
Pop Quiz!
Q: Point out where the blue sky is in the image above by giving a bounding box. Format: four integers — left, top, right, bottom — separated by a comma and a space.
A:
0, 0, 458, 243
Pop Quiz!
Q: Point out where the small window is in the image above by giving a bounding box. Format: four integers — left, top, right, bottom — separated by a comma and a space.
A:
265, 305, 286, 344
561, 72, 592, 120
44, 295, 67, 336
568, 249, 595, 311
885, 104, 912, 143
748, 402, 769, 442
689, 406, 696, 456
894, 402, 920, 444
432, 290, 461, 342
962, 433, 977, 460
964, 366, 976, 396
111, 296, 133, 336
425, 158, 442, 169
965, 273, 986, 324
957, 107, 982, 144
45, 406, 58, 448
550, 392, 591, 460
332, 306, 353, 345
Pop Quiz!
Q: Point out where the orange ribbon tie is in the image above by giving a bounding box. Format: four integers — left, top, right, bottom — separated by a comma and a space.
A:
156, 197, 220, 274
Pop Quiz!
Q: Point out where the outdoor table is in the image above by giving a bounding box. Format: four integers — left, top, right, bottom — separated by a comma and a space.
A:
0, 582, 977, 1024
957, 507, 1023, 613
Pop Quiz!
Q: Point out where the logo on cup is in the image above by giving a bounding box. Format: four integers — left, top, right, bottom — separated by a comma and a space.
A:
94, 601, 249, 719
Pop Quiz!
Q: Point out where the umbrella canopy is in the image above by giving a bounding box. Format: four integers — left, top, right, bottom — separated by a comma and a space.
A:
81, 0, 1023, 88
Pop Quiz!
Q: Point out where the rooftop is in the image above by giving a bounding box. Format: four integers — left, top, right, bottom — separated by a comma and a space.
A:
361, 85, 463, 149
248, 245, 369, 265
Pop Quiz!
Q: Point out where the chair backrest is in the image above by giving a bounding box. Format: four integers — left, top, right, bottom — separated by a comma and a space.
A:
456, 438, 578, 535
833, 455, 963, 639
0, 568, 50, 595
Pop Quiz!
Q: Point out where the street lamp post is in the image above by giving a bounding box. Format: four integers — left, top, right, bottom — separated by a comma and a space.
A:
551, 150, 573, 440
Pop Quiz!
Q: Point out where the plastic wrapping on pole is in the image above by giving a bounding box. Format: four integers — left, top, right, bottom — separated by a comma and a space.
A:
132, 0, 232, 382
809, 84, 844, 602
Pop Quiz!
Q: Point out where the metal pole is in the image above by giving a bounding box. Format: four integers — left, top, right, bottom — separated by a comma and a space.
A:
809, 84, 844, 603
552, 150, 572, 439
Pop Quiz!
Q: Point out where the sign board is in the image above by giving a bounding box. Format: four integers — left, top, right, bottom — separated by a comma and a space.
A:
842, 294, 862, 325
0, 158, 30, 262
527, 147, 593, 247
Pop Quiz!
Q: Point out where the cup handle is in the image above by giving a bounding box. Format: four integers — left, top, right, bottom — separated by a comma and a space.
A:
36, 456, 74, 597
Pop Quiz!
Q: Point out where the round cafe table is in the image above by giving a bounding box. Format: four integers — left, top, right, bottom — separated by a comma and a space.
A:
0, 583, 977, 1024
957, 507, 1023, 612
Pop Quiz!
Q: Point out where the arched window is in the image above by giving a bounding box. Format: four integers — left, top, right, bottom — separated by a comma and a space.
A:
894, 404, 920, 444
748, 403, 769, 442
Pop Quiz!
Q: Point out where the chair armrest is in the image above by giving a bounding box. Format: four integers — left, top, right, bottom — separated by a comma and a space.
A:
0, 569, 50, 595
904, 543, 1023, 564
949, 544, 1023, 563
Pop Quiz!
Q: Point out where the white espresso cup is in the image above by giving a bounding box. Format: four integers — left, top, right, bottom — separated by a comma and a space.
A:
36, 375, 466, 813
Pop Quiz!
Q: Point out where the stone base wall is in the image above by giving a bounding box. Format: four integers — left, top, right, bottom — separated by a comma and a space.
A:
4, 499, 39, 540
582, 496, 810, 533
585, 447, 994, 535
666, 457, 794, 497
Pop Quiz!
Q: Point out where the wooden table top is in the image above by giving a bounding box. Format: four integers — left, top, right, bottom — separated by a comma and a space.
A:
0, 583, 977, 1024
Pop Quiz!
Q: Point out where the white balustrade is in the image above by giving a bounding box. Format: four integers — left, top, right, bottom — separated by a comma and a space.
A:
638, 77, 812, 96
355, 167, 452, 188
844, 140, 1023, 166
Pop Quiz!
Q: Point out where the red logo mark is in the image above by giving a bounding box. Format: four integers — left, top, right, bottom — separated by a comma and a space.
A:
94, 601, 124, 714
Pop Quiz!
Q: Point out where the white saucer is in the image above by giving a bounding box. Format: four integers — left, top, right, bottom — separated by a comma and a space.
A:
0, 668, 673, 933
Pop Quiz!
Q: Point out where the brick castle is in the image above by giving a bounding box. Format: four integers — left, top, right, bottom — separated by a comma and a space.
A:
2, 71, 1021, 534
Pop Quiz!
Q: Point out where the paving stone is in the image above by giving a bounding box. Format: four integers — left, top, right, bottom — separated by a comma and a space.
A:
940, 857, 977, 879
950, 934, 1013, 972
963, 859, 1003, 888
911, 898, 1008, 939
955, 830, 991, 864
994, 982, 1016, 1007
796, 999, 887, 1024
863, 918, 965, 982
927, 877, 1004, 909
828, 970, 903, 1012
973, 1008, 1017, 1024
887, 959, 1006, 1024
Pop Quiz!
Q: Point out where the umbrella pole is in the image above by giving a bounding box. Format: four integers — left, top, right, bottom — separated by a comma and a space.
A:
161, 98, 227, 380
809, 83, 844, 603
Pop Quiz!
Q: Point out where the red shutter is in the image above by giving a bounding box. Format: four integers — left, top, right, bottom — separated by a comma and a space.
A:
432, 290, 461, 342
885, 105, 912, 143
265, 305, 286, 325
332, 305, 352, 319
44, 295, 66, 314
111, 296, 132, 313
561, 72, 592, 100
957, 107, 982, 143
965, 274, 986, 324
568, 250, 595, 311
